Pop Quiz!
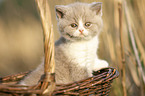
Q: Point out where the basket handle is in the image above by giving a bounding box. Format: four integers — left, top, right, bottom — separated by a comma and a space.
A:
35, 0, 55, 95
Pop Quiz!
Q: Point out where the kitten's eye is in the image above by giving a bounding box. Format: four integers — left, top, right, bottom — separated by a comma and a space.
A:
71, 23, 78, 28
85, 22, 91, 27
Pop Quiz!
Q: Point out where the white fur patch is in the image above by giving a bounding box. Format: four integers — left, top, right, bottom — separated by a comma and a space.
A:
64, 36, 99, 68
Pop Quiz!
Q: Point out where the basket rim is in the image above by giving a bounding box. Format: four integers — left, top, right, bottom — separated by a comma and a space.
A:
0, 67, 119, 95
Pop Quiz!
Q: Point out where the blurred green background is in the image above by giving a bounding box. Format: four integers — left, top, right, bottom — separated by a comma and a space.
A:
0, 0, 144, 96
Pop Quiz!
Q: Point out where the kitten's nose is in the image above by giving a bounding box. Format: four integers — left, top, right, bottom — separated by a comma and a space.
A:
79, 29, 84, 34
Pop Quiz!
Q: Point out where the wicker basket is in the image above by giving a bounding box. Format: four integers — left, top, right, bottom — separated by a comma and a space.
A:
0, 67, 119, 96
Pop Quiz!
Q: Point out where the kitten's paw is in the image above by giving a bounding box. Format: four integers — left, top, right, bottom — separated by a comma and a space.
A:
93, 60, 109, 71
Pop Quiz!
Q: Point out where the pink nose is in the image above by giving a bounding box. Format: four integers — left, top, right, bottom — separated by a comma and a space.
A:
79, 29, 84, 34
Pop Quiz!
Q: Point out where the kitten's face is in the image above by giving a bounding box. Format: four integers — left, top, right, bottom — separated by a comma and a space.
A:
55, 2, 103, 41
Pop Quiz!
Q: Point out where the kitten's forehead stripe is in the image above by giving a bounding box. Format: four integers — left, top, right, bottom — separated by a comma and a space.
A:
79, 20, 83, 28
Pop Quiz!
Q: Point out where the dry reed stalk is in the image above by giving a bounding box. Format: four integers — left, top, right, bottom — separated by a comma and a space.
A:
123, 0, 145, 84
35, 0, 55, 95
136, 0, 145, 41
114, 0, 122, 72
118, 1, 127, 96
131, 0, 145, 67
124, 1, 145, 95
113, 1, 123, 95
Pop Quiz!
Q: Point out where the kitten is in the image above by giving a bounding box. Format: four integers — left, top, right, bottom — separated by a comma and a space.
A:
19, 2, 109, 85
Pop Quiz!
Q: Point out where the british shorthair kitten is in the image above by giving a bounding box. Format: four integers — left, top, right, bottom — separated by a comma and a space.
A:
19, 2, 109, 85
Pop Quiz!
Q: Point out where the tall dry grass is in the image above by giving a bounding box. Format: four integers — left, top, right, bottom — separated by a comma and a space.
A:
0, 0, 144, 96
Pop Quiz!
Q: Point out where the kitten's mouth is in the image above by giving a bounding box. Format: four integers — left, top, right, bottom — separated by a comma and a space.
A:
66, 33, 75, 38
66, 33, 87, 40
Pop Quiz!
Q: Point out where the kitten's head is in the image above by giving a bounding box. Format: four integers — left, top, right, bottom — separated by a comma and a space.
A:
55, 2, 103, 41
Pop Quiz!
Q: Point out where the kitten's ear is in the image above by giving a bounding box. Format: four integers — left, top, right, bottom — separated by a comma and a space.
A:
55, 5, 67, 19
90, 2, 102, 16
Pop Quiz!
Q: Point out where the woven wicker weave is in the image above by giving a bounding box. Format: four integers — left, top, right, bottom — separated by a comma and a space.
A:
53, 67, 119, 96
0, 67, 119, 96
